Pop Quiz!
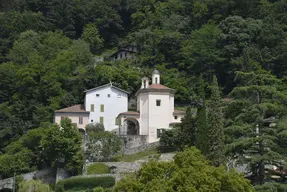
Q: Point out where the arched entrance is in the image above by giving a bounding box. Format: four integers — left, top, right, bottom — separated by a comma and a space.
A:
123, 118, 139, 135
78, 128, 86, 135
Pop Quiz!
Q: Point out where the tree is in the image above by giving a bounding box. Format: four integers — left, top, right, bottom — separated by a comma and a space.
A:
206, 75, 225, 166
86, 131, 122, 161
114, 147, 255, 192
85, 123, 105, 134
195, 75, 208, 155
176, 107, 196, 150
18, 180, 51, 192
42, 118, 83, 175
225, 71, 287, 184
81, 23, 104, 54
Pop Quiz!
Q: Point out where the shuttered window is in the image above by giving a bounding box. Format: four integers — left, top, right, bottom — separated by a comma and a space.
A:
91, 104, 94, 112
100, 104, 104, 112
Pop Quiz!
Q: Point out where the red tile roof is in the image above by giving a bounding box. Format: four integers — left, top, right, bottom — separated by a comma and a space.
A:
55, 104, 89, 113
119, 111, 140, 116
148, 84, 171, 90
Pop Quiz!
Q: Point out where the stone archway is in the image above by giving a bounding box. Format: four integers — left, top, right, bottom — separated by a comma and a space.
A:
124, 118, 139, 135
78, 128, 85, 135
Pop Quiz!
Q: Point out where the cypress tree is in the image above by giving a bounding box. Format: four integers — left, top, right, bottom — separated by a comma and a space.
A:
206, 75, 225, 166
177, 107, 196, 150
195, 75, 208, 155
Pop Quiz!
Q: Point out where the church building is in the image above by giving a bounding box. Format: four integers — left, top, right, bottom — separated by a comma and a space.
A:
117, 70, 185, 143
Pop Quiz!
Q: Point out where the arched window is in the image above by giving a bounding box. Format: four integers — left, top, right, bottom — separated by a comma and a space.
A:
144, 80, 146, 88
155, 77, 158, 84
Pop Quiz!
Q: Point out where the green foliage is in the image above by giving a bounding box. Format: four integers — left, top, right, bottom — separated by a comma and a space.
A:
87, 163, 110, 175
195, 74, 208, 155
42, 118, 84, 175
82, 23, 104, 53
18, 180, 51, 192
93, 187, 105, 192
255, 182, 287, 192
114, 147, 255, 192
86, 131, 122, 161
55, 176, 115, 191
86, 123, 105, 134
226, 71, 287, 184
206, 75, 225, 166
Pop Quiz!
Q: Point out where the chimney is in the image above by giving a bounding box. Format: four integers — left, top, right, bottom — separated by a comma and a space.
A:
141, 77, 149, 89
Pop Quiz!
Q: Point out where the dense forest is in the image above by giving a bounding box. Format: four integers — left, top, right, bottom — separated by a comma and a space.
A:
1, 0, 287, 189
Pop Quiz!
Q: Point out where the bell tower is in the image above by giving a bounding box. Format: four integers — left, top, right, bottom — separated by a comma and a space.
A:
152, 69, 160, 84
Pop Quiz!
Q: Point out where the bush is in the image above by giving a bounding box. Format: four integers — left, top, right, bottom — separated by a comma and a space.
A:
93, 187, 105, 192
55, 176, 115, 191
255, 182, 287, 192
87, 163, 110, 174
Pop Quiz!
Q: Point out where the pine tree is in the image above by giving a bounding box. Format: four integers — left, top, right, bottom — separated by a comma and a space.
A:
195, 75, 208, 155
225, 71, 287, 184
207, 75, 225, 166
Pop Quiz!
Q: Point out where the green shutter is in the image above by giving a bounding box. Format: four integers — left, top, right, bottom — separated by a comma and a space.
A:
115, 117, 120, 125
100, 104, 104, 112
91, 104, 94, 112
100, 117, 104, 124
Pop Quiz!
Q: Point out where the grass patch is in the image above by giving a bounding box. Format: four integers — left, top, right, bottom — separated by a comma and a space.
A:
87, 163, 110, 175
117, 148, 160, 162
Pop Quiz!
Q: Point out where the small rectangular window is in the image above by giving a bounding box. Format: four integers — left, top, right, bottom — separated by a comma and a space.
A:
156, 100, 161, 106
96, 94, 100, 97
79, 117, 83, 124
100, 117, 104, 124
100, 104, 104, 112
157, 129, 162, 138
174, 116, 178, 120
91, 104, 94, 112
107, 94, 110, 98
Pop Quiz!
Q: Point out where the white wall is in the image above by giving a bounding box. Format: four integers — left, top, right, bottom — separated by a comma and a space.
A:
85, 86, 128, 131
138, 93, 149, 136
148, 92, 171, 143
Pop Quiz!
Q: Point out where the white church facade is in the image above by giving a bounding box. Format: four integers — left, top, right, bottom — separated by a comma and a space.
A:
117, 70, 185, 143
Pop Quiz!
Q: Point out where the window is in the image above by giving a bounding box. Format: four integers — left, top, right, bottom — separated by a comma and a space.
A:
156, 100, 161, 106
96, 94, 100, 97
174, 116, 178, 120
100, 117, 104, 124
100, 104, 104, 112
91, 104, 94, 112
79, 117, 83, 124
115, 117, 120, 125
107, 94, 110, 98
155, 77, 158, 84
91, 120, 93, 123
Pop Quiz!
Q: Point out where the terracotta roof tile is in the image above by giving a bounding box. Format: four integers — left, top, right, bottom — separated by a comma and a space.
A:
148, 84, 171, 89
55, 104, 89, 113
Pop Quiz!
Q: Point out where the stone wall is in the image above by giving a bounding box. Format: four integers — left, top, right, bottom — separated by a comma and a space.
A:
123, 141, 159, 155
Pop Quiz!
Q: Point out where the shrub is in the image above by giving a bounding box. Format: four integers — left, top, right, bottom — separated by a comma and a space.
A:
55, 176, 115, 191
18, 180, 51, 192
93, 187, 105, 192
87, 163, 110, 175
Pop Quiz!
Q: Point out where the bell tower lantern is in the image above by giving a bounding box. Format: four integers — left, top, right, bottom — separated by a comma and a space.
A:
152, 69, 160, 84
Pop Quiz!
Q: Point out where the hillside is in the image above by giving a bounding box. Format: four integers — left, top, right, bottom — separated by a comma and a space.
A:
1, 0, 287, 189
